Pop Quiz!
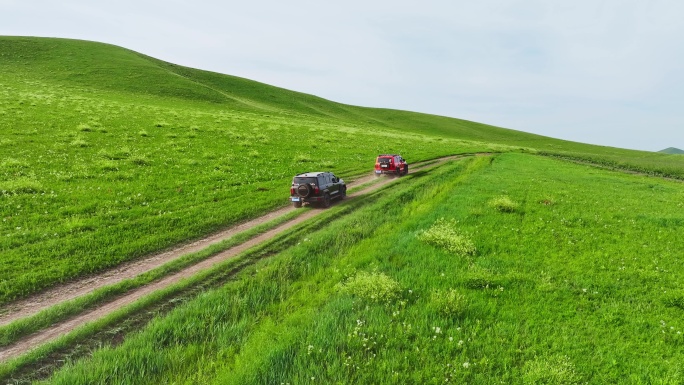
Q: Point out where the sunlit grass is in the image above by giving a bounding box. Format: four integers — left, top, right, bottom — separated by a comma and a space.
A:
2, 37, 684, 306
0, 40, 506, 303
42, 154, 684, 384
3, 37, 684, 384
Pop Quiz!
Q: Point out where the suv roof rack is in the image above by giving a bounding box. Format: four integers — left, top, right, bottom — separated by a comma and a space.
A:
296, 171, 326, 177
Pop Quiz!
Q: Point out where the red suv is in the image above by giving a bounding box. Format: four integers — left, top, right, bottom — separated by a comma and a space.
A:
375, 154, 408, 176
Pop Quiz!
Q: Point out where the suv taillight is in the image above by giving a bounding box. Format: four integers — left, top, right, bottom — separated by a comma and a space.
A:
290, 187, 295, 195
314, 186, 320, 194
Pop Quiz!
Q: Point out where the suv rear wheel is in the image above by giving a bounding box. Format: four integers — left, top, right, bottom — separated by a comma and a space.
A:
322, 193, 331, 208
292, 201, 302, 208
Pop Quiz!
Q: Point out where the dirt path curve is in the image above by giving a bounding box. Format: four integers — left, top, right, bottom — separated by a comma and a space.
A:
0, 173, 382, 327
0, 155, 467, 362
0, 206, 292, 326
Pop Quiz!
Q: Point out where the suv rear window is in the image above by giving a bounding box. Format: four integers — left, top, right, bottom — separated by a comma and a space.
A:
294, 177, 317, 185
378, 157, 392, 164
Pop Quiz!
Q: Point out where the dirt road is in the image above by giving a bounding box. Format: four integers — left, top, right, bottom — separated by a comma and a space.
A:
0, 156, 465, 362
0, 172, 381, 328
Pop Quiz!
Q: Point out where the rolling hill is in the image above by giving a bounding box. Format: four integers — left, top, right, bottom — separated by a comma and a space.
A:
2, 36, 684, 384
2, 36, 682, 161
3, 34, 684, 311
659, 147, 684, 154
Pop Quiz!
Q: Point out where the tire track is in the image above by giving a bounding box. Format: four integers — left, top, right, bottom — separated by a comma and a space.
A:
0, 155, 469, 362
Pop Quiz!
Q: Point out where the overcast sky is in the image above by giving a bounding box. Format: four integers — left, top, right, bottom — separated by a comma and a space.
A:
2, 1, 683, 152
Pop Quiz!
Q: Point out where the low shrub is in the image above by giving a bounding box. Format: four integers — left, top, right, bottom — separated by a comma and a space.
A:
97, 160, 119, 172
522, 355, 583, 385
663, 290, 684, 310
430, 289, 468, 318
294, 153, 313, 163
70, 138, 88, 147
338, 270, 401, 304
0, 159, 29, 177
0, 179, 43, 195
489, 195, 519, 212
417, 218, 476, 257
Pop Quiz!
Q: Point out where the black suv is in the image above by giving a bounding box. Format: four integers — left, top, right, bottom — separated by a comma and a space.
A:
290, 172, 346, 208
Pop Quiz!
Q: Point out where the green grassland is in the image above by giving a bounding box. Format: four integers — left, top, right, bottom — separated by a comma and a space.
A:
3, 36, 684, 383
2, 37, 684, 304
0, 37, 505, 303
41, 153, 684, 384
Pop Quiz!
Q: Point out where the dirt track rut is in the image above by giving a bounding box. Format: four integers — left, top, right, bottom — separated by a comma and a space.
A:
0, 156, 465, 362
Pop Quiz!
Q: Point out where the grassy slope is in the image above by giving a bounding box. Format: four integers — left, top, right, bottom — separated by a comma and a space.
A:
44, 153, 684, 384
2, 36, 684, 383
1, 36, 684, 302
4, 36, 683, 163
0, 37, 503, 303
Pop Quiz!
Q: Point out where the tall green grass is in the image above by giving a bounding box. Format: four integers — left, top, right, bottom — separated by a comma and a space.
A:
42, 153, 684, 384
3, 36, 684, 305
41, 157, 481, 384
0, 37, 507, 304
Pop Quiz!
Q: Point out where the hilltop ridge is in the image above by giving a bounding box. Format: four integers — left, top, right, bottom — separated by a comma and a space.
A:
1, 37, 552, 143
2, 36, 684, 177
659, 147, 684, 154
